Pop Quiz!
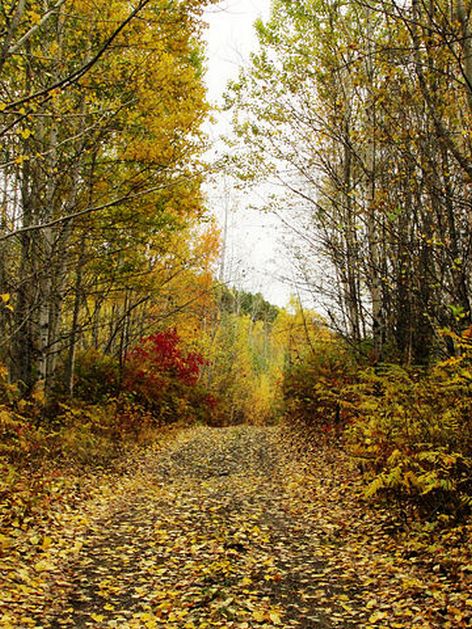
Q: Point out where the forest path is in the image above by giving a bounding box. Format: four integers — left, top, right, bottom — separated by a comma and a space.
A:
42, 426, 364, 628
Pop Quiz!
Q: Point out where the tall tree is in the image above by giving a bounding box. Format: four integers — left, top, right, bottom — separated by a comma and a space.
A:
227, 0, 472, 364
0, 0, 212, 393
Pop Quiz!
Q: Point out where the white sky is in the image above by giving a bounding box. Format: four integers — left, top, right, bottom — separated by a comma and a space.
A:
202, 0, 294, 308
203, 1, 271, 104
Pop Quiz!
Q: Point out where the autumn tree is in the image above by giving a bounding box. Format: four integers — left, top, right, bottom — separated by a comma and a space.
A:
0, 0, 213, 394
227, 0, 472, 364
195, 286, 284, 425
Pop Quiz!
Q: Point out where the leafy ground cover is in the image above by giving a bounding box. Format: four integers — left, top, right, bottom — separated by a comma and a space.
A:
1, 425, 471, 628
0, 425, 180, 628
281, 425, 472, 628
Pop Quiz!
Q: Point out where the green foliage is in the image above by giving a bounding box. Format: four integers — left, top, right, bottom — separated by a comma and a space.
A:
206, 311, 284, 426
0, 364, 19, 405
217, 286, 279, 324
73, 350, 120, 403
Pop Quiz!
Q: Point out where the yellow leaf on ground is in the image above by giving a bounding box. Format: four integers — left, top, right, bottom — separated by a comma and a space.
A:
34, 559, 53, 572
252, 610, 266, 622
269, 610, 282, 624
90, 613, 105, 622
369, 611, 388, 623
0, 533, 13, 548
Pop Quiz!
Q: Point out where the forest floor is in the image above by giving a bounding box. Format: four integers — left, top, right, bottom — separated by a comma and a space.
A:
1, 425, 471, 628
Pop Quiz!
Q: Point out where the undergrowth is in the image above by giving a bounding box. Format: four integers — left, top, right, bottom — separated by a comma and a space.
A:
0, 329, 217, 536
282, 328, 472, 523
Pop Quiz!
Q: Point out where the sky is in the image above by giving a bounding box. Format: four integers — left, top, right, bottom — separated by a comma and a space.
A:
202, 0, 295, 308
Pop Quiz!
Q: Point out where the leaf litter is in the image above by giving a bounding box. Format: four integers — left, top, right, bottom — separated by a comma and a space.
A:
1, 425, 470, 628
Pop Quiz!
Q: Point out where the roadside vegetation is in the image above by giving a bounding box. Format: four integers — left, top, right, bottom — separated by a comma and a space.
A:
0, 0, 471, 626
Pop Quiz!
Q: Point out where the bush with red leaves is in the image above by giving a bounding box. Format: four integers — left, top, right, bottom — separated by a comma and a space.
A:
123, 329, 217, 423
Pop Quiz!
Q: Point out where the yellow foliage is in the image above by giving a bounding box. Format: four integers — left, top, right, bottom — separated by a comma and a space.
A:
345, 360, 472, 518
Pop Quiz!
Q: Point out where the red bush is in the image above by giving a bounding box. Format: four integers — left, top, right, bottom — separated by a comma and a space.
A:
125, 329, 205, 386
122, 329, 213, 423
